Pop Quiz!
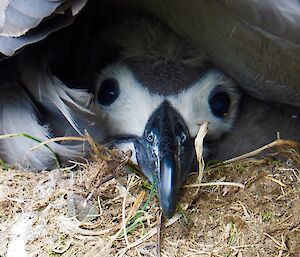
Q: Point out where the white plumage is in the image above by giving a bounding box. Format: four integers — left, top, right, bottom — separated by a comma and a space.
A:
0, 81, 84, 169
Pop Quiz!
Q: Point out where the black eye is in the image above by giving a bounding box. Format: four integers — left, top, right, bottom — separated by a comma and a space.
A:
97, 78, 120, 106
209, 88, 231, 118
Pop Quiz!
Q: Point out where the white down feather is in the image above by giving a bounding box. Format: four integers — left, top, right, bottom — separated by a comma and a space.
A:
0, 82, 84, 169
20, 59, 94, 135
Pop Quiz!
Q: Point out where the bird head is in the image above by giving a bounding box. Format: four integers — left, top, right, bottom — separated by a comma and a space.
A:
93, 12, 241, 218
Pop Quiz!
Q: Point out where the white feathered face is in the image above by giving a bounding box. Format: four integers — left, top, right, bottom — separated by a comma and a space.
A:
94, 61, 241, 218
95, 63, 240, 142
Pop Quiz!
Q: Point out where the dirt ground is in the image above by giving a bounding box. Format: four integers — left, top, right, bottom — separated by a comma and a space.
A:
0, 145, 299, 257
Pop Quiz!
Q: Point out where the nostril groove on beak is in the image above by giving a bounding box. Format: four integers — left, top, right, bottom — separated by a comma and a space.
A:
145, 130, 156, 143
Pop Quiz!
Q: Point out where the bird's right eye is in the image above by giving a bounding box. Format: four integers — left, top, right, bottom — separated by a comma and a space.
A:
97, 78, 120, 106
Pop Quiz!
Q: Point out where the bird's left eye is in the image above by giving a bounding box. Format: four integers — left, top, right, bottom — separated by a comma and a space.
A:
209, 87, 231, 118
97, 78, 120, 106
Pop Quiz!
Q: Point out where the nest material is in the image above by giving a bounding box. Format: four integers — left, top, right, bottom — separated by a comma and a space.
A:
0, 144, 300, 257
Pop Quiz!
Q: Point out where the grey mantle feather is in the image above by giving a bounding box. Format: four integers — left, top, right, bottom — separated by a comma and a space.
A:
0, 0, 87, 57
133, 0, 300, 106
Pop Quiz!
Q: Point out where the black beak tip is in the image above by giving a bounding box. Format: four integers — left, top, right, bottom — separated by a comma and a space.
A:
160, 199, 177, 219
158, 155, 180, 219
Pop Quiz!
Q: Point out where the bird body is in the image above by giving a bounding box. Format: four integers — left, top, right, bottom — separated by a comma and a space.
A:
133, 0, 300, 106
0, 6, 299, 217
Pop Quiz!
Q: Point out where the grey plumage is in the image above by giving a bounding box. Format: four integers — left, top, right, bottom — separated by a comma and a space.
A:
1, 0, 300, 106
214, 95, 300, 160
133, 0, 300, 106
0, 0, 88, 57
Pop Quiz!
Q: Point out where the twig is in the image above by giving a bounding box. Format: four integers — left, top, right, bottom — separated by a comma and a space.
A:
85, 130, 99, 155
122, 191, 145, 228
222, 139, 299, 164
156, 211, 162, 257
265, 176, 286, 187
194, 122, 209, 183
122, 175, 136, 248
264, 232, 282, 248
183, 181, 245, 189
30, 136, 86, 151
0, 133, 22, 139
276, 214, 293, 226
238, 201, 251, 219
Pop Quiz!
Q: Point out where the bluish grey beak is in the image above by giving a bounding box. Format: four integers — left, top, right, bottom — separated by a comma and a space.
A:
134, 101, 195, 218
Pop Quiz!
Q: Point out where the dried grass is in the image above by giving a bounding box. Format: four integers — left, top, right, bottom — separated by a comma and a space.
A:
0, 135, 300, 256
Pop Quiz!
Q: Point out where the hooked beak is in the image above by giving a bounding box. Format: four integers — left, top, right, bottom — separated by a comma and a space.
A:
134, 101, 195, 218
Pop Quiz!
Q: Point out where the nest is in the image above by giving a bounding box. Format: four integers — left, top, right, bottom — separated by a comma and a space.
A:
0, 138, 300, 257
